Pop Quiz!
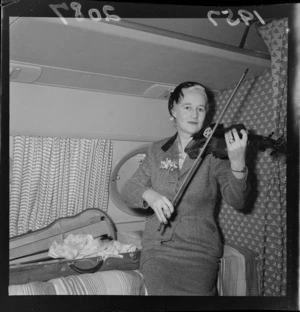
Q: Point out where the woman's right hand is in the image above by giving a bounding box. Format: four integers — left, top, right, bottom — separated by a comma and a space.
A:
142, 189, 174, 224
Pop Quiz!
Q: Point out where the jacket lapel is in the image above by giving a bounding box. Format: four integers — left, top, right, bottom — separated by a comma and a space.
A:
161, 133, 178, 152
160, 133, 196, 179
160, 133, 179, 179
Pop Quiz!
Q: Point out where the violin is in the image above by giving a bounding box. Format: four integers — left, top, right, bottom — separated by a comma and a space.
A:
185, 123, 287, 159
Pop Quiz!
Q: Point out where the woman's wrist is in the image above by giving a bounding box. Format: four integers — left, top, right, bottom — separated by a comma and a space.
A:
142, 188, 153, 208
142, 188, 152, 201
230, 164, 247, 179
230, 160, 246, 172
231, 166, 247, 173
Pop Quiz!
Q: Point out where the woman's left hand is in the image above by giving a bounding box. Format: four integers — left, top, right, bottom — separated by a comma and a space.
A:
224, 128, 248, 170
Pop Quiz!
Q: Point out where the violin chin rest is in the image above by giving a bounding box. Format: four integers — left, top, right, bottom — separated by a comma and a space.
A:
185, 147, 202, 159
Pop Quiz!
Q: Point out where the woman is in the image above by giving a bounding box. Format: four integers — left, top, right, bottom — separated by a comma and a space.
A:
121, 81, 250, 296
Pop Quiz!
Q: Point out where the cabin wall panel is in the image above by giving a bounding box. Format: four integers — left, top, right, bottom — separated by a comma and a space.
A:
10, 82, 174, 141
9, 83, 174, 230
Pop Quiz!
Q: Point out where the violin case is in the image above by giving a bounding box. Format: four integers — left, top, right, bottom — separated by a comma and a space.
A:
9, 209, 141, 285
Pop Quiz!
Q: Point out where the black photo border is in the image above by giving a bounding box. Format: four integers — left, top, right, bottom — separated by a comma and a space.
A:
1, 1, 298, 311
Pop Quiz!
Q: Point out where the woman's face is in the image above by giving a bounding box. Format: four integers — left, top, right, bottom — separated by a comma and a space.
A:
171, 87, 207, 137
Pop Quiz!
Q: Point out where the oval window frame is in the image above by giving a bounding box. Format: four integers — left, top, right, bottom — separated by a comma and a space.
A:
109, 144, 153, 217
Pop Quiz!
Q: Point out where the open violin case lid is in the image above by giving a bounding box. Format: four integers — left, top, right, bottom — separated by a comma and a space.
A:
9, 209, 141, 285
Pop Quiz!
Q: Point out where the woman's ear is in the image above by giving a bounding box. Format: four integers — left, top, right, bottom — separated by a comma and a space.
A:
171, 107, 176, 119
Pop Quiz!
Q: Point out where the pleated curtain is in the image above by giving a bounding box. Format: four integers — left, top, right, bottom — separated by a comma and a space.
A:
9, 136, 113, 237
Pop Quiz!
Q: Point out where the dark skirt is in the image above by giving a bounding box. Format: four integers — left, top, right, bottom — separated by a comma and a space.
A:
140, 240, 220, 296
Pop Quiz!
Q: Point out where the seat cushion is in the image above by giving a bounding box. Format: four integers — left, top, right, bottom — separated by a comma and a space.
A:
9, 281, 56, 295
48, 270, 145, 295
217, 244, 259, 296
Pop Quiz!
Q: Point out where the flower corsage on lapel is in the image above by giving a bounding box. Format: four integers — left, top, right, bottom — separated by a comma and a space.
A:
160, 158, 178, 171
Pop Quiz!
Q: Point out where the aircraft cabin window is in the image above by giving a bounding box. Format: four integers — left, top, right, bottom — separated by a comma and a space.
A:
109, 145, 153, 218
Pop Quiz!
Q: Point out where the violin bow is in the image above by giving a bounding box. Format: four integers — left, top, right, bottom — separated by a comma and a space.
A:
158, 68, 249, 231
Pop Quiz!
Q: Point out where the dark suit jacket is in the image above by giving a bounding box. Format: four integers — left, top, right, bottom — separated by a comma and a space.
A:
121, 133, 250, 258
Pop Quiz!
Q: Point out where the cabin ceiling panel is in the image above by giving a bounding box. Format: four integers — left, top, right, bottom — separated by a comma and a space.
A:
10, 17, 271, 97
124, 18, 269, 54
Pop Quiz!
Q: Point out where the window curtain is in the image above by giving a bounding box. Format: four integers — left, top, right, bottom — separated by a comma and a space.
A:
9, 136, 113, 238
215, 18, 287, 296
